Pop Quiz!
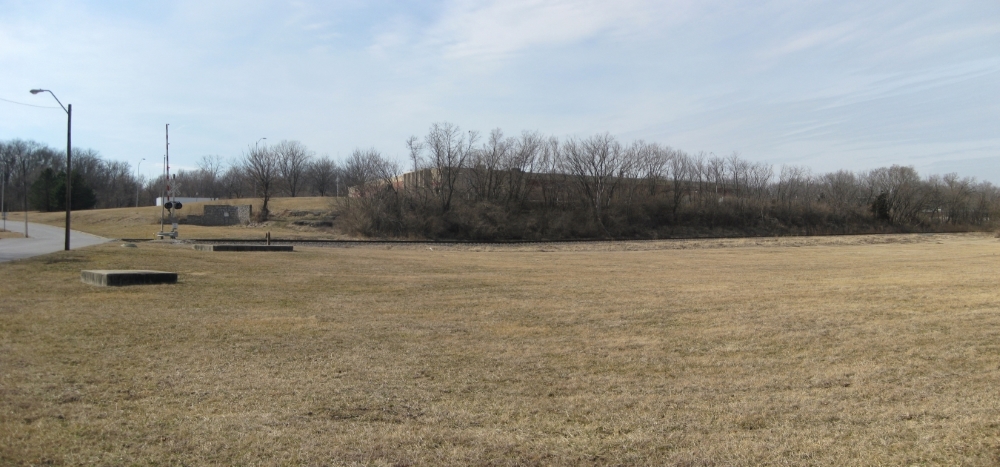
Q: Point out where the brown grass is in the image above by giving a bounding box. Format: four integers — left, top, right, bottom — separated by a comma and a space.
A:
2, 233, 1000, 465
0, 229, 24, 239
21, 196, 345, 240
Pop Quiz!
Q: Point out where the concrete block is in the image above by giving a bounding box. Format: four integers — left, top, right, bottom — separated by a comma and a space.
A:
187, 205, 253, 226
193, 244, 293, 252
81, 270, 178, 286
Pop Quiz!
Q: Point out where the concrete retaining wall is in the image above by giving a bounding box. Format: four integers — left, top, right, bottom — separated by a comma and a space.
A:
194, 244, 293, 252
186, 205, 252, 226
82, 270, 178, 286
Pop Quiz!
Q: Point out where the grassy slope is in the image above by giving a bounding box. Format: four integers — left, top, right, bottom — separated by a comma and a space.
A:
16, 196, 345, 240
1, 234, 999, 464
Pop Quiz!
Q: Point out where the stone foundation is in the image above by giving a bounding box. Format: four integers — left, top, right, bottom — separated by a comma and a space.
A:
185, 205, 252, 226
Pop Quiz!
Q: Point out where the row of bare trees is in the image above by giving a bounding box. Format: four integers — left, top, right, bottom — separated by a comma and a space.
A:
341, 124, 1000, 239
142, 140, 347, 218
1, 138, 349, 218
232, 140, 345, 220
6, 129, 998, 239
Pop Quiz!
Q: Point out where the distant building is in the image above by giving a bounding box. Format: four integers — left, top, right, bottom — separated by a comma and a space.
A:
348, 168, 438, 198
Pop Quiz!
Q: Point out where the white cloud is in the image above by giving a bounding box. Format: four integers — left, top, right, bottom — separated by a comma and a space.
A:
759, 22, 861, 58
424, 0, 687, 61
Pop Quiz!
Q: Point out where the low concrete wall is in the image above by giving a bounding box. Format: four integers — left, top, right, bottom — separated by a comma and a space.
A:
81, 270, 178, 286
194, 244, 293, 252
186, 205, 252, 226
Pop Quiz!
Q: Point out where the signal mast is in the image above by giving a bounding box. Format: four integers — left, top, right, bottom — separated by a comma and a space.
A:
157, 123, 182, 238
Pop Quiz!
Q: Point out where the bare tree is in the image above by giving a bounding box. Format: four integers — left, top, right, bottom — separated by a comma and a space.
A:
745, 158, 774, 218
0, 142, 15, 216
241, 143, 279, 221
469, 128, 510, 203
343, 148, 398, 192
425, 122, 477, 212
776, 165, 809, 212
505, 131, 543, 206
221, 163, 249, 199
8, 140, 45, 234
561, 133, 632, 234
706, 154, 726, 206
865, 165, 926, 224
274, 140, 312, 197
406, 136, 423, 174
634, 141, 668, 197
192, 155, 225, 199
308, 155, 337, 196
940, 173, 973, 224
726, 152, 750, 213
618, 141, 650, 217
72, 148, 102, 188
692, 152, 709, 208
403, 135, 434, 207
969, 181, 999, 225
341, 148, 404, 235
667, 150, 690, 219
531, 136, 566, 207
820, 170, 860, 213
98, 159, 135, 208
197, 155, 223, 178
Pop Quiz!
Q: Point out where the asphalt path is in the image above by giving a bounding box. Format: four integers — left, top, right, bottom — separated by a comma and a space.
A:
0, 220, 108, 263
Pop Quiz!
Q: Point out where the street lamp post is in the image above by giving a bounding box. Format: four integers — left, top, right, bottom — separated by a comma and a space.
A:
135, 158, 145, 207
30, 89, 71, 251
254, 138, 266, 197
21, 156, 28, 238
1, 160, 6, 232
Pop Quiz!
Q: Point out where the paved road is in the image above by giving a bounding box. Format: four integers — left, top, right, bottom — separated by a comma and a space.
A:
0, 221, 108, 263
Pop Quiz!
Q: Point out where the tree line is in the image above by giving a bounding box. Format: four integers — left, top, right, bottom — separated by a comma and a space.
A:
0, 139, 347, 215
340, 123, 1000, 239
4, 128, 998, 241
0, 140, 108, 214
143, 141, 349, 217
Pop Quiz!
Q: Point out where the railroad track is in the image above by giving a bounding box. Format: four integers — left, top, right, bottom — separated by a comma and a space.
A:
117, 231, 962, 248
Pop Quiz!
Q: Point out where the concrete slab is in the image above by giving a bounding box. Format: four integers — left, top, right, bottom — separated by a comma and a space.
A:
193, 244, 293, 252
81, 270, 178, 286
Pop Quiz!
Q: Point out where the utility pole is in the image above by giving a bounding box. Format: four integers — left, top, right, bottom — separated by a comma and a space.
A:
65, 103, 71, 250
160, 124, 169, 235
21, 156, 28, 238
254, 138, 266, 198
135, 158, 144, 207
29, 89, 71, 249
167, 124, 174, 235
157, 124, 181, 238
159, 153, 165, 233
1, 160, 6, 232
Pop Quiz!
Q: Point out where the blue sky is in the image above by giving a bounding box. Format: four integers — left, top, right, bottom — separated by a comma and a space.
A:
2, 0, 998, 183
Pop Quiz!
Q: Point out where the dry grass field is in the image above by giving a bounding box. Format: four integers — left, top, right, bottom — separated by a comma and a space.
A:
21, 196, 344, 240
2, 233, 1000, 465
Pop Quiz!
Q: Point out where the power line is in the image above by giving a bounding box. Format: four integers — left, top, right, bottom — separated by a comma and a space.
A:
0, 96, 60, 109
